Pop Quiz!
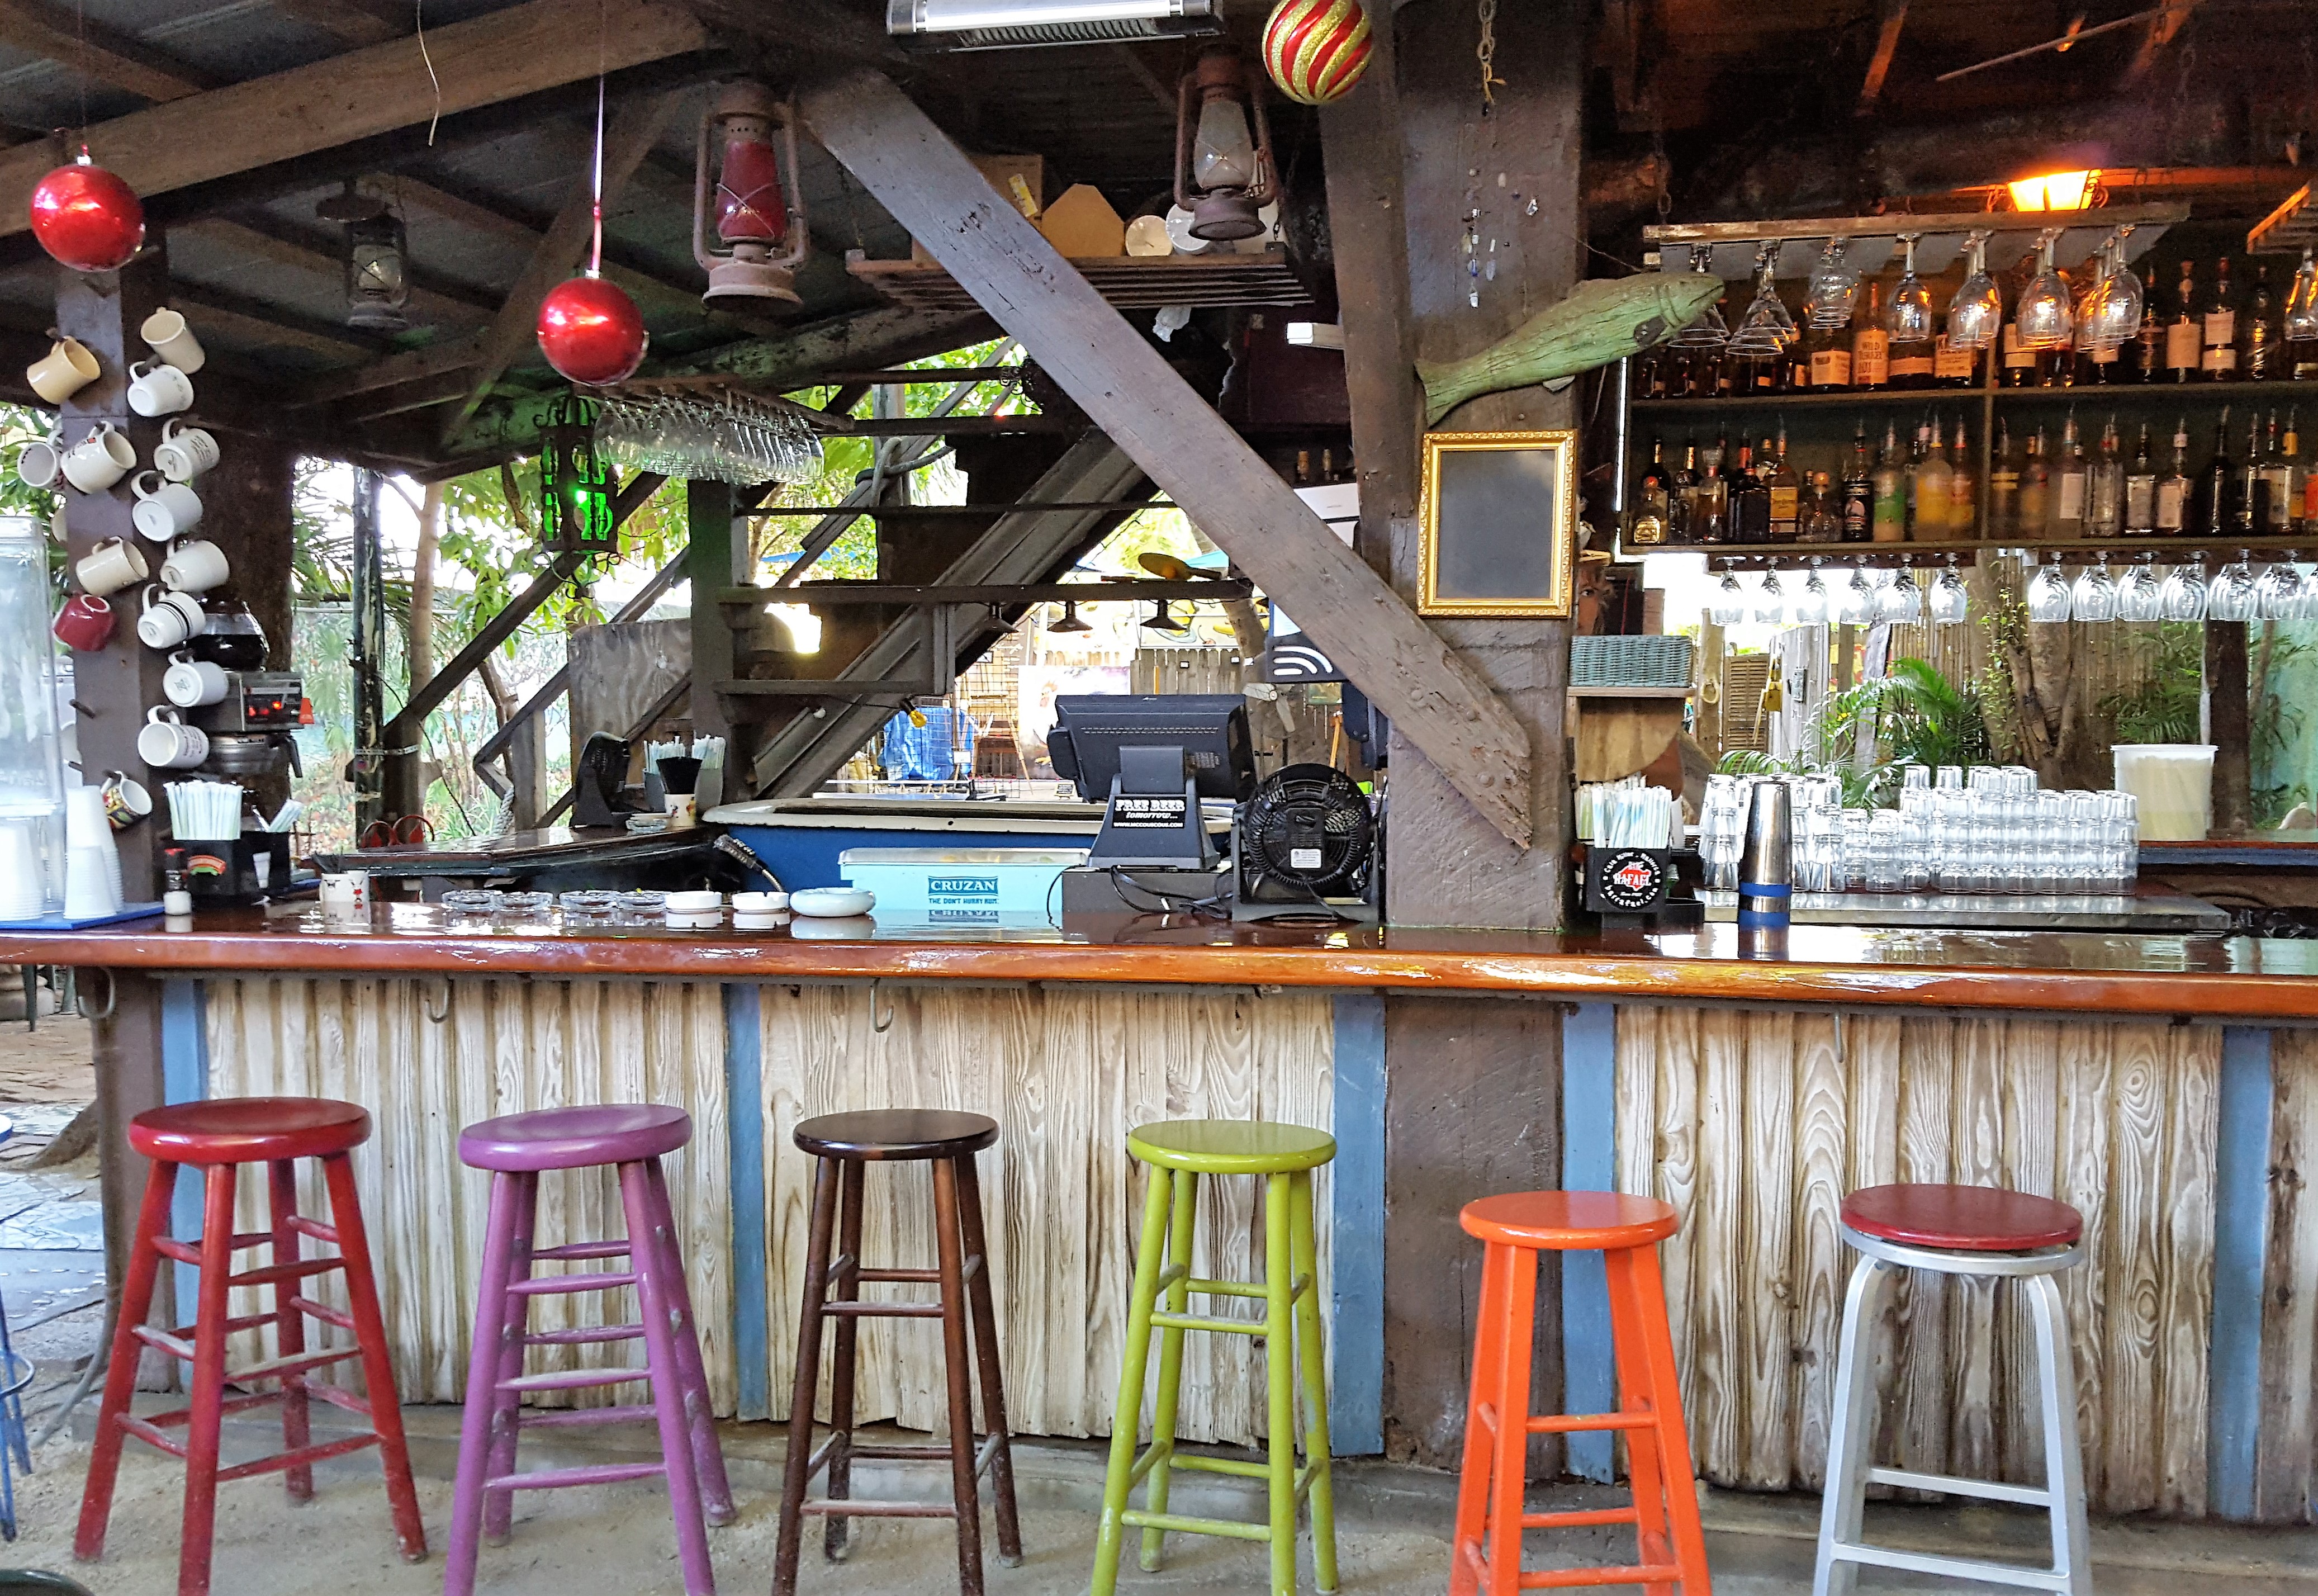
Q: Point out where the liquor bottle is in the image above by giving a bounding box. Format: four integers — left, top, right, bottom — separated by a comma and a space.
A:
1871, 422, 1907, 543
1696, 433, 1729, 543
1889, 310, 1936, 393
1852, 282, 1889, 391
2052, 411, 2088, 539
2154, 418, 2192, 534
2294, 250, 2318, 381
1840, 423, 1875, 542
2129, 267, 2163, 383
1947, 419, 1977, 538
1783, 328, 1810, 392
1293, 448, 1312, 485
2192, 406, 2235, 535
1916, 415, 1953, 539
1803, 472, 1845, 543
1933, 333, 1978, 389
1728, 441, 1771, 544
2203, 255, 2239, 381
2243, 264, 2280, 381
2239, 412, 2268, 535
1766, 424, 1802, 541
2018, 426, 2051, 538
2282, 410, 2307, 533
2166, 261, 2200, 383
2001, 322, 2040, 388
1669, 438, 1701, 544
1319, 447, 1336, 482
1902, 416, 1929, 532
1630, 437, 1671, 546
2088, 415, 2124, 538
2123, 422, 2157, 534
2078, 323, 2120, 385
1988, 419, 2021, 539
2257, 412, 2289, 534
1809, 319, 1854, 391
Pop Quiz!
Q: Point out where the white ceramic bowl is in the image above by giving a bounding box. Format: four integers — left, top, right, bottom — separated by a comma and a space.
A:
732, 890, 790, 914
791, 887, 874, 918
789, 913, 875, 940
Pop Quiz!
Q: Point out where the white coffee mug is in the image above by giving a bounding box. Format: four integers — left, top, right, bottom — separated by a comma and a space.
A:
163, 650, 229, 708
139, 309, 206, 375
138, 707, 209, 770
126, 359, 194, 418
154, 419, 220, 482
75, 536, 149, 596
136, 584, 207, 649
131, 471, 202, 541
24, 337, 99, 405
160, 537, 230, 594
61, 423, 135, 492
14, 438, 59, 491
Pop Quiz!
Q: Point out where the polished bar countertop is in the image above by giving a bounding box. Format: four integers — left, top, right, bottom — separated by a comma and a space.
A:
8, 903, 2318, 1019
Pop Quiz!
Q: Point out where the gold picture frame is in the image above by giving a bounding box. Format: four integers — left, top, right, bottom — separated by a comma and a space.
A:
1417, 428, 1578, 617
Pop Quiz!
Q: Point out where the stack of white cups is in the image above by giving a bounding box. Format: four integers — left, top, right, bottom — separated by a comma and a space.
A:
0, 820, 42, 922
63, 784, 122, 921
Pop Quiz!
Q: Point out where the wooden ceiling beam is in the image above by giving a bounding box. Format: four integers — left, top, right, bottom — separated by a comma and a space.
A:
0, 0, 216, 101
1857, 0, 1908, 115
437, 89, 686, 445
264, 0, 406, 46
187, 216, 495, 329
387, 168, 705, 315
168, 281, 382, 361
289, 331, 488, 405
2123, 0, 2199, 84
0, 0, 709, 241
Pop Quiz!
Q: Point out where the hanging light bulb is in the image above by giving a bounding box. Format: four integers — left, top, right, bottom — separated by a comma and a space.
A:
1174, 52, 1276, 242
28, 151, 144, 272
692, 82, 808, 306
1049, 598, 1092, 634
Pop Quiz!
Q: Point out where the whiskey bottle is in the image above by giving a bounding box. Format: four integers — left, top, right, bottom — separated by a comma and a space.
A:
2165, 261, 2200, 383
1631, 437, 1670, 547
2154, 419, 2192, 534
2243, 263, 2279, 381
1840, 424, 1875, 542
1851, 281, 1889, 391
1766, 425, 1802, 541
2123, 422, 2157, 534
1988, 419, 2021, 539
2088, 416, 2124, 538
2018, 426, 2051, 538
2052, 410, 2088, 539
2128, 266, 2163, 382
2202, 255, 2239, 381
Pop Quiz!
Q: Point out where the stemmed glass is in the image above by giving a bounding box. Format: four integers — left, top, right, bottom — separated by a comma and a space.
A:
2298, 561, 2318, 620
2207, 553, 2259, 623
1947, 229, 2003, 351
2026, 557, 2074, 622
2258, 559, 2303, 621
1879, 566, 1922, 624
1839, 561, 1878, 625
1804, 239, 1861, 330
2082, 228, 2144, 349
1794, 559, 1831, 624
1727, 245, 1795, 357
2016, 228, 2074, 350
1752, 569, 1788, 625
1670, 244, 1729, 348
1929, 557, 1970, 624
1709, 569, 1746, 624
1888, 234, 1935, 346
2070, 562, 2120, 623
2161, 556, 2210, 622
2118, 555, 2166, 622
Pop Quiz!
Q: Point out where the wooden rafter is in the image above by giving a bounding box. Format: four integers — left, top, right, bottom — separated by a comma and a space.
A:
1856, 0, 1907, 114
0, 0, 215, 101
291, 333, 487, 405
264, 0, 405, 45
800, 69, 1538, 850
386, 170, 705, 318
2123, 0, 2198, 84
0, 0, 708, 241
437, 91, 685, 446
187, 217, 494, 329
168, 282, 380, 361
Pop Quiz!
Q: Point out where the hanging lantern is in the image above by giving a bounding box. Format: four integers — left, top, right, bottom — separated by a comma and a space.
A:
1261, 0, 1372, 106
1174, 53, 1277, 243
28, 154, 144, 272
537, 274, 648, 386
539, 392, 617, 556
316, 181, 409, 330
693, 83, 808, 306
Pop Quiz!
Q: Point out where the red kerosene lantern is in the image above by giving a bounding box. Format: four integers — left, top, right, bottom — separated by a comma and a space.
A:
28, 153, 145, 272
692, 83, 808, 306
537, 273, 648, 387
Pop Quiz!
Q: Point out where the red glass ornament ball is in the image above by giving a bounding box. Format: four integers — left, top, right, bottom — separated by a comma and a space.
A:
536, 275, 649, 386
1262, 0, 1373, 106
28, 160, 146, 272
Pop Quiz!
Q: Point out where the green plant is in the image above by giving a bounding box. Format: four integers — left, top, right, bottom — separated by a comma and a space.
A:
1715, 656, 1993, 807
2097, 623, 2202, 745
1878, 655, 1993, 771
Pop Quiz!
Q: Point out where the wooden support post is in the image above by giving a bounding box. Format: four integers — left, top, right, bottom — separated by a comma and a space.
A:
1319, 0, 1584, 1469
506, 713, 544, 830
689, 480, 744, 788
2209, 619, 2251, 833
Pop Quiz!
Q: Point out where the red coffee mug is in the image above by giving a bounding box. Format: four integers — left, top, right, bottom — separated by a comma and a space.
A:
52, 593, 116, 652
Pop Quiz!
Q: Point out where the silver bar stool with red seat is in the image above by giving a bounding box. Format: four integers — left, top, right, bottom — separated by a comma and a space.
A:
1814, 1183, 2090, 1596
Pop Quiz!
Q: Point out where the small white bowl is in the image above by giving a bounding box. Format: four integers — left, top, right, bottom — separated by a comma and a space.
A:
732, 890, 789, 914
791, 887, 874, 918
790, 913, 875, 939
665, 889, 722, 913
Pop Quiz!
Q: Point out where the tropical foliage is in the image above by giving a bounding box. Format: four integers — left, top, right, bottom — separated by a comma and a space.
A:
1719, 654, 1994, 807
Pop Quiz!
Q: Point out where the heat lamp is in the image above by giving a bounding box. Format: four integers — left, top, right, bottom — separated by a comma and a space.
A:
693, 83, 808, 307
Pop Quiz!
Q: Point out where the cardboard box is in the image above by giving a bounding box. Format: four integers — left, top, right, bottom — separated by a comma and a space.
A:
912, 154, 1044, 262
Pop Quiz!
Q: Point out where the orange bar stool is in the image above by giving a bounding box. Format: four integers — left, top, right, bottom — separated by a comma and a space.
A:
74, 1097, 426, 1596
1451, 1192, 1709, 1596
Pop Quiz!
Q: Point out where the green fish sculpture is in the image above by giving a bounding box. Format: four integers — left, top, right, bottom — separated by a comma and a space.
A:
1416, 272, 1728, 426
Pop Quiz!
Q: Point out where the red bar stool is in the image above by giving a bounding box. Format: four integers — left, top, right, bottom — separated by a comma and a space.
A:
74, 1097, 426, 1596
1815, 1184, 2089, 1596
1451, 1192, 1710, 1596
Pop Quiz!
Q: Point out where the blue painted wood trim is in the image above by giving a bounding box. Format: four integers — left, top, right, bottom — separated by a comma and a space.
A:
1329, 992, 1385, 1456
1561, 1002, 1619, 1483
160, 978, 208, 1311
725, 983, 770, 1421
2210, 1025, 2273, 1522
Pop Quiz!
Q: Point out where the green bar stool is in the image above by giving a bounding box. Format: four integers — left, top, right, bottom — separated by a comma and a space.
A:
1092, 1119, 1339, 1596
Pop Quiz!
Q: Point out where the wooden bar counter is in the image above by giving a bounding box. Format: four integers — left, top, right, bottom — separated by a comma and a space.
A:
10, 905, 2317, 1524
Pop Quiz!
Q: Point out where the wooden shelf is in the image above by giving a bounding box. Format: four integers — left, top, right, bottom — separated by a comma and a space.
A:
1653, 537, 2318, 570
1633, 376, 2318, 414
847, 251, 1316, 313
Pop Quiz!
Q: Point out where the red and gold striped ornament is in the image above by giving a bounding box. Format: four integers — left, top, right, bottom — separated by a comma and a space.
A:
1262, 0, 1373, 106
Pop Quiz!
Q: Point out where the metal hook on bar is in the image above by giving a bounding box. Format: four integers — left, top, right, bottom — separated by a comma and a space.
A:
421, 977, 453, 1025
869, 978, 894, 1034
74, 967, 115, 1022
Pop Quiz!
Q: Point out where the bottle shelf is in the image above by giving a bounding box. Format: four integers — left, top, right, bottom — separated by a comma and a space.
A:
1631, 375, 2318, 413
1638, 536, 2318, 570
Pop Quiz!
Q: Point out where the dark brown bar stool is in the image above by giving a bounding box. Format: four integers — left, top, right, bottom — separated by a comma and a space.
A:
775, 1110, 1023, 1596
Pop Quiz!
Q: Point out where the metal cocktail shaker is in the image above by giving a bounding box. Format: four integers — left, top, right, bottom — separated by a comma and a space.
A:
1737, 780, 1793, 930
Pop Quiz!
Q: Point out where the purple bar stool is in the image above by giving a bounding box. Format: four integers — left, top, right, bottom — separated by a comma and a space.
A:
443, 1105, 734, 1596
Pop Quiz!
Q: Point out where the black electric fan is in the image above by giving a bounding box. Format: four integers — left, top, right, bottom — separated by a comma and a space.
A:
1232, 764, 1382, 923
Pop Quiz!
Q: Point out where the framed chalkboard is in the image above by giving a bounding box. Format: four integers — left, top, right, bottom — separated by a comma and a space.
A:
1418, 429, 1578, 617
